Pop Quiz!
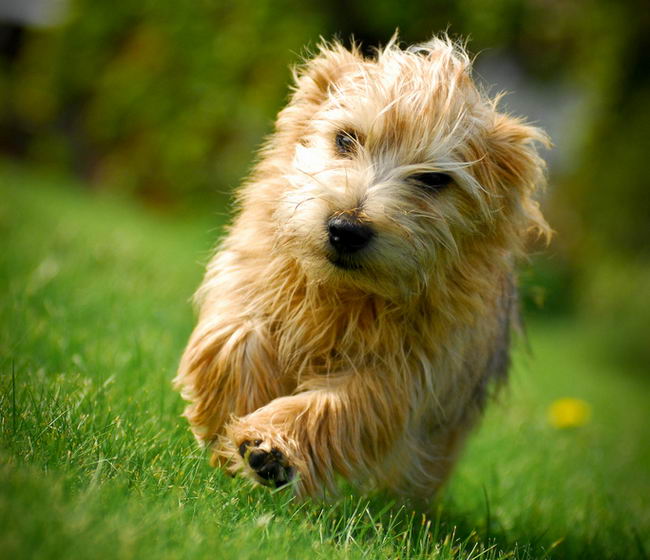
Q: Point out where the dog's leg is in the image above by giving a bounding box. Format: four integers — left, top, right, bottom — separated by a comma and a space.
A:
225, 374, 410, 497
174, 312, 284, 465
378, 423, 475, 505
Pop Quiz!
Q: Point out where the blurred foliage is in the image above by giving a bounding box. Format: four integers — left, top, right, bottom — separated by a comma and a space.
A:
1, 1, 327, 206
1, 0, 648, 364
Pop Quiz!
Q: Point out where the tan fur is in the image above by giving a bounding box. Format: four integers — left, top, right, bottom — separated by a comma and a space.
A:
174, 35, 550, 500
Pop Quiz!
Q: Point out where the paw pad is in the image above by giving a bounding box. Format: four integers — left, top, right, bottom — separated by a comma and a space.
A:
238, 440, 294, 488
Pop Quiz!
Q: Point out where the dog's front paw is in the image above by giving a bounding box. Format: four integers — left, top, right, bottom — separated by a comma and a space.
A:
238, 439, 295, 488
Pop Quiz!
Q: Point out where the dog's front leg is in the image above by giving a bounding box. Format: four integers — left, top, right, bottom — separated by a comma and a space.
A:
225, 374, 408, 497
174, 310, 285, 464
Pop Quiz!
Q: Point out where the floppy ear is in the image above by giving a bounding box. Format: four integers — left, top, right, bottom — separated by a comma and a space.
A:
485, 113, 552, 244
273, 43, 361, 142
291, 42, 361, 106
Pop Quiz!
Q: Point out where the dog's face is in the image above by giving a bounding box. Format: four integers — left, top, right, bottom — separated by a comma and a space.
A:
265, 38, 549, 300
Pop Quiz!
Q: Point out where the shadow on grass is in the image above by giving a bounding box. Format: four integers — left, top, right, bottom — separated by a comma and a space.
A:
275, 486, 648, 560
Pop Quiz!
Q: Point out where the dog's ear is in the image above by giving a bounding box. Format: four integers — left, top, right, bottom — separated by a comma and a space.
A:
272, 43, 360, 144
291, 42, 361, 106
484, 113, 552, 243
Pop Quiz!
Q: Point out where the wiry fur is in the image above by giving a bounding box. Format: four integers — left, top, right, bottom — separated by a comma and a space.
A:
174, 35, 550, 501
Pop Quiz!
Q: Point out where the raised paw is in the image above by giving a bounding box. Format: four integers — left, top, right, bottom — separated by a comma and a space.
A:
238, 439, 295, 488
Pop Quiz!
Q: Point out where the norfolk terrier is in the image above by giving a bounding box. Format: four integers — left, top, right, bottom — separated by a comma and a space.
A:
175, 35, 550, 500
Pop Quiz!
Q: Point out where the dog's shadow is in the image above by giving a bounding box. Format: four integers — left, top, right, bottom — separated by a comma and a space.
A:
282, 487, 622, 560
229, 467, 639, 559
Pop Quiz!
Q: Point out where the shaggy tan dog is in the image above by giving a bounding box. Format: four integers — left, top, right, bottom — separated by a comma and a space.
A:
175, 36, 549, 500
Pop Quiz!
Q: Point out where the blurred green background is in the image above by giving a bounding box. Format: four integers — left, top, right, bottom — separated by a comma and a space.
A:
1, 2, 648, 368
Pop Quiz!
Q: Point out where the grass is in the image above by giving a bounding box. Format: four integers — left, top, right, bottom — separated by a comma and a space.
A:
1, 165, 648, 560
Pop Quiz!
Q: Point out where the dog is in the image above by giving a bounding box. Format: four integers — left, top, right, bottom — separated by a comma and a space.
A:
174, 35, 550, 501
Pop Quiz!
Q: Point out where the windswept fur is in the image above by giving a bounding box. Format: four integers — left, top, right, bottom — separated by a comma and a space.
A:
174, 35, 550, 500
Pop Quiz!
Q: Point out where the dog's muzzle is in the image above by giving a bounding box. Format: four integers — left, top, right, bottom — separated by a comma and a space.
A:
327, 215, 375, 255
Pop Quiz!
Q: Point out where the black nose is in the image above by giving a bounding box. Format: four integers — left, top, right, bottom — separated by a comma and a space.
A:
327, 216, 375, 254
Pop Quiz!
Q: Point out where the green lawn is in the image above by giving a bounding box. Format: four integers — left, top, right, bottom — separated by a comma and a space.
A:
1, 166, 648, 560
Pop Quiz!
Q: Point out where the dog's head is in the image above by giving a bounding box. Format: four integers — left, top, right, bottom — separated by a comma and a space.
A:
257, 36, 550, 300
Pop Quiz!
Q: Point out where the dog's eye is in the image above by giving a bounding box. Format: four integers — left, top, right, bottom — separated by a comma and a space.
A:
409, 172, 453, 191
334, 130, 359, 157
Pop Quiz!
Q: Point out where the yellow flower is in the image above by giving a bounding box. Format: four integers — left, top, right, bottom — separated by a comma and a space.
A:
548, 398, 592, 429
